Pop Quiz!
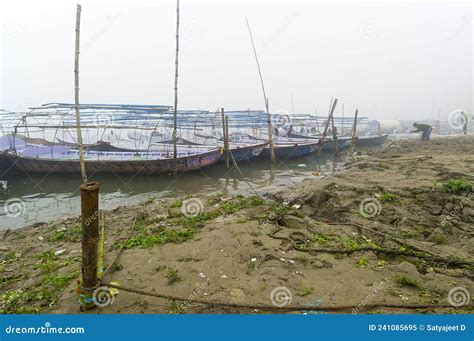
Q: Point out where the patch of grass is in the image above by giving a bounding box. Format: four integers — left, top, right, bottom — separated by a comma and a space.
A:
0, 288, 41, 314
395, 275, 421, 289
36, 251, 74, 274
340, 236, 360, 250
356, 257, 369, 267
175, 210, 221, 228
3, 251, 18, 261
169, 200, 183, 208
378, 193, 398, 202
49, 225, 81, 243
312, 233, 333, 245
296, 283, 314, 296
441, 179, 472, 194
115, 228, 195, 249
42, 271, 79, 291
165, 268, 182, 286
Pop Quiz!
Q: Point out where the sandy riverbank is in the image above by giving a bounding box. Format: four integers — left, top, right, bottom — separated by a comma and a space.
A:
1, 136, 473, 314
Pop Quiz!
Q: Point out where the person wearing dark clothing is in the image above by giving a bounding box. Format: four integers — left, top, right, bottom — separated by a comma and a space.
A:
412, 123, 432, 141
461, 111, 468, 135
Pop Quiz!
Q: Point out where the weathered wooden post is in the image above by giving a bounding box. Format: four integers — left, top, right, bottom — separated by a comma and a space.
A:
80, 182, 100, 310
351, 109, 359, 152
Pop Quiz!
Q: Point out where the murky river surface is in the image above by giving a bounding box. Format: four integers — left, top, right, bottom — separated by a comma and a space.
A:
0, 152, 355, 230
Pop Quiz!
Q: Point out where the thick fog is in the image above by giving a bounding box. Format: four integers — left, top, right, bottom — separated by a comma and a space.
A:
0, 0, 472, 121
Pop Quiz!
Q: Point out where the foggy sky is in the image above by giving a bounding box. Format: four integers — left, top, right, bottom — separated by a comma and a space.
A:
0, 0, 472, 121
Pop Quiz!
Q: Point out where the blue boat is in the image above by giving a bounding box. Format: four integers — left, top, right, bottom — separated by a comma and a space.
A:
260, 141, 324, 160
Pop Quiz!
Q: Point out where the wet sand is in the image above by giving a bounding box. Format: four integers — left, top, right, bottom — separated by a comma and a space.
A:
1, 136, 473, 314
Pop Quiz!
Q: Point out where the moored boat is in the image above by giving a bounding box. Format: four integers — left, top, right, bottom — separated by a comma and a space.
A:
5, 148, 222, 175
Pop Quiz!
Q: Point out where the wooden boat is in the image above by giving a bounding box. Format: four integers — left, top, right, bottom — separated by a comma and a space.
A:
220, 143, 267, 162
5, 148, 222, 175
355, 134, 388, 146
260, 140, 324, 160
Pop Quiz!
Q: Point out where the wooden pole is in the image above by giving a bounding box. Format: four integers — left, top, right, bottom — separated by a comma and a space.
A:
172, 0, 180, 176
265, 98, 275, 162
225, 116, 230, 169
331, 114, 338, 155
341, 103, 344, 134
246, 18, 275, 162
221, 108, 229, 169
351, 109, 359, 152
317, 98, 338, 156
74, 4, 87, 184
80, 182, 100, 310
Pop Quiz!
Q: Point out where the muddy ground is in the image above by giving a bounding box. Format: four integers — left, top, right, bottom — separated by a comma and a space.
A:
1, 136, 473, 314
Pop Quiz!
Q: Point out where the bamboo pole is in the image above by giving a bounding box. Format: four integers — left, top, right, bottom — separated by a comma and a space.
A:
172, 0, 180, 176
246, 18, 275, 162
74, 4, 87, 183
351, 109, 359, 152
225, 116, 230, 169
221, 108, 229, 169
331, 114, 338, 155
73, 4, 101, 311
317, 98, 338, 156
341, 103, 344, 134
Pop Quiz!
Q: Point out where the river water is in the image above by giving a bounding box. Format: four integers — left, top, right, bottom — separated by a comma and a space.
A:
0, 152, 349, 230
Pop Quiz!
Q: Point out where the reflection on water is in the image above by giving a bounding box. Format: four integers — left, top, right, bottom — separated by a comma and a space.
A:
0, 152, 345, 230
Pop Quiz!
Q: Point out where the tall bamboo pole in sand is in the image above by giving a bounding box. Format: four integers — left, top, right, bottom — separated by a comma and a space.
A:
246, 18, 275, 162
75, 4, 100, 311
172, 0, 180, 176
74, 4, 87, 184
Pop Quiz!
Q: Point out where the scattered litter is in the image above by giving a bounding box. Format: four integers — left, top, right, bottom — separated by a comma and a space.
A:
291, 204, 301, 209
297, 164, 307, 168
220, 274, 228, 279
54, 249, 67, 256
198, 272, 206, 279
109, 281, 120, 296
37, 236, 44, 241
220, 249, 224, 252
288, 259, 295, 264
58, 226, 67, 232
399, 294, 409, 301
250, 257, 257, 262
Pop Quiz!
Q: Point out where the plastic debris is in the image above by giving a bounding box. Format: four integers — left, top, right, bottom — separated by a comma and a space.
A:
251, 257, 257, 262
54, 249, 67, 256
198, 272, 206, 279
297, 164, 307, 168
